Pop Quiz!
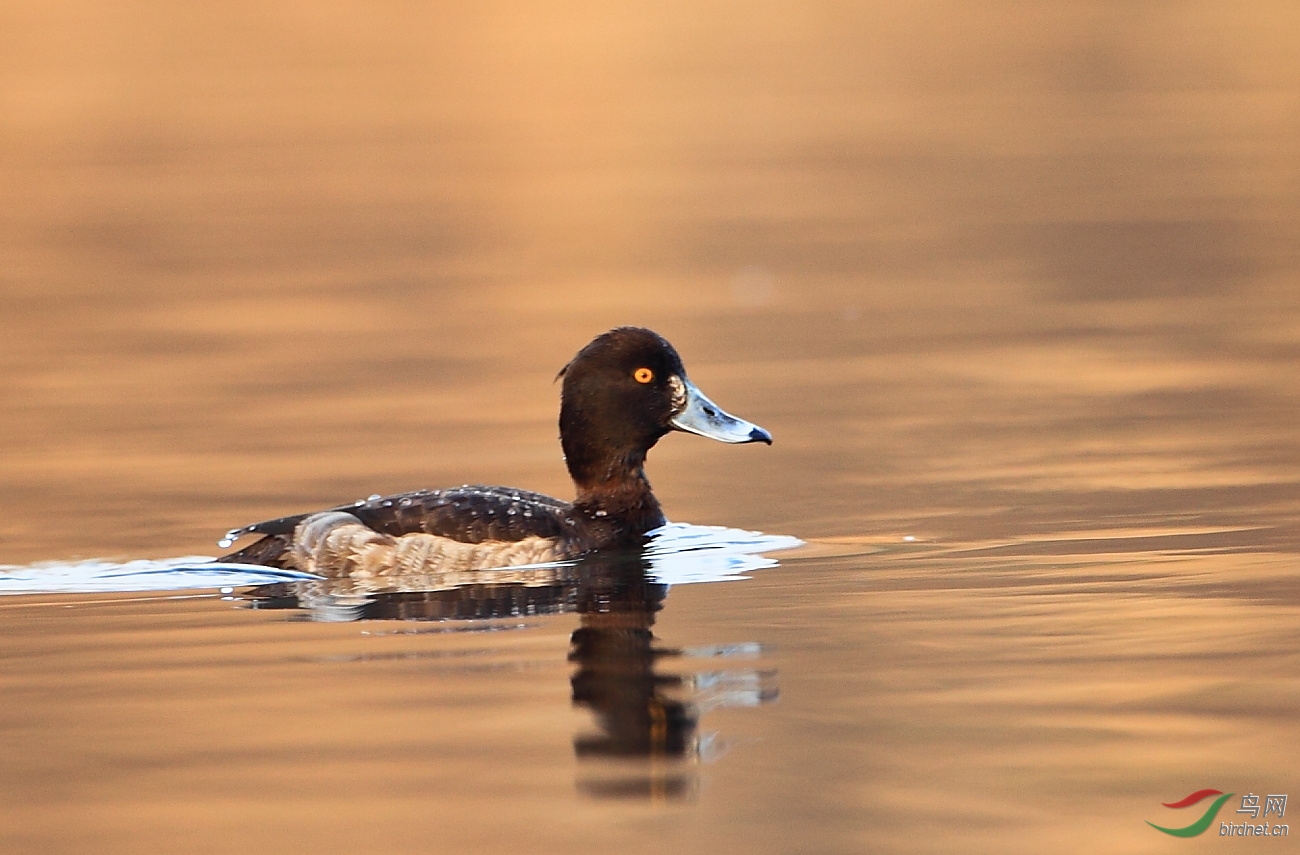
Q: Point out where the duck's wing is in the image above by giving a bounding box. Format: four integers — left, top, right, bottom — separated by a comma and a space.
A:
350, 486, 575, 542
219, 485, 576, 566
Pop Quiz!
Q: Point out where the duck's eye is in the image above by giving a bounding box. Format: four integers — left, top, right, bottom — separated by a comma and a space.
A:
633, 367, 654, 384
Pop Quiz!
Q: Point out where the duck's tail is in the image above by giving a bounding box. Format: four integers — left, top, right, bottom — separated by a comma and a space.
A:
217, 508, 319, 567
219, 533, 293, 568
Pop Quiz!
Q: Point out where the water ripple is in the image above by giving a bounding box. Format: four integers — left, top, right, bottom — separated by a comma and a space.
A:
0, 523, 803, 596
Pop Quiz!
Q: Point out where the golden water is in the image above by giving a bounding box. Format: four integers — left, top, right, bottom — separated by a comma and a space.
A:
2, 2, 1298, 852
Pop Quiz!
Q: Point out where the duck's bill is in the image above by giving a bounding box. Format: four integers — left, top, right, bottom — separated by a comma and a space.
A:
670, 379, 773, 444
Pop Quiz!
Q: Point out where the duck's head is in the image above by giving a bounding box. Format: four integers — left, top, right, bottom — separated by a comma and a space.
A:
558, 327, 771, 495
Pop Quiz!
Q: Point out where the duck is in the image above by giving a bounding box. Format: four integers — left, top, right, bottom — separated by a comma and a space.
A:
218, 327, 772, 579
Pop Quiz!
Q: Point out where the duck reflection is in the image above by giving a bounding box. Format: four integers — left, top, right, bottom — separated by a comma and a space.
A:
566, 552, 700, 799
569, 554, 688, 758
241, 545, 778, 801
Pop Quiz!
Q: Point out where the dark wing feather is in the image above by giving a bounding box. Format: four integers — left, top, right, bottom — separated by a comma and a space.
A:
219, 485, 576, 566
348, 486, 574, 543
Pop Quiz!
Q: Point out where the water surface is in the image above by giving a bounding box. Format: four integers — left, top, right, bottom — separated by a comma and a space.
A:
2, 2, 1299, 853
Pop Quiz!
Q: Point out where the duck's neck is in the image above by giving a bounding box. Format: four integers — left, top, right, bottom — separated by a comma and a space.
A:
565, 449, 666, 540
574, 452, 665, 519
560, 396, 669, 542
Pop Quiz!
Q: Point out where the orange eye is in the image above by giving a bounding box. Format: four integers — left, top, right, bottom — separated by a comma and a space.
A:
633, 367, 654, 384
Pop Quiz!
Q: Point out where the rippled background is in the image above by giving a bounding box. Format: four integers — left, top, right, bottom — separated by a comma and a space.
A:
2, 2, 1298, 853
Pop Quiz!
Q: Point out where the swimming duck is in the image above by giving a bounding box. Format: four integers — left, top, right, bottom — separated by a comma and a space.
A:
218, 327, 771, 578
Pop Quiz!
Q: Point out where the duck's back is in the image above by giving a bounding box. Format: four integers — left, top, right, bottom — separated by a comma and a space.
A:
355, 486, 575, 542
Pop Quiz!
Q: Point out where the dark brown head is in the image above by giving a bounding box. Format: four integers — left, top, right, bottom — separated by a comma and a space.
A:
557, 327, 771, 501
